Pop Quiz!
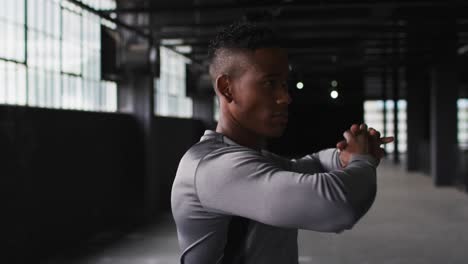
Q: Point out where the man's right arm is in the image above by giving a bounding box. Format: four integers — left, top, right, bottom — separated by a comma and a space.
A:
195, 145, 377, 233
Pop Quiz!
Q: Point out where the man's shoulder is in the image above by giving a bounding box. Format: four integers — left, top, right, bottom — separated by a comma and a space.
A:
182, 137, 258, 165
176, 138, 231, 177
182, 137, 226, 163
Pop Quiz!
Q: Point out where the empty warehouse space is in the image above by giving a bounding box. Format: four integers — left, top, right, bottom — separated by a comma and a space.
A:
2, 0, 468, 263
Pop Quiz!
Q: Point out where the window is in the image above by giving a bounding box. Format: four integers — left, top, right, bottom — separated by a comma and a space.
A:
0, 0, 117, 112
155, 46, 192, 118
61, 6, 82, 75
0, 60, 27, 105
364, 99, 407, 154
0, 0, 27, 105
0, 0, 25, 62
366, 99, 468, 152
458, 99, 468, 150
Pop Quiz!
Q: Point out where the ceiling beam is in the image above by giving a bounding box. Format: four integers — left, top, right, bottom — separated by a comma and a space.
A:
103, 1, 465, 14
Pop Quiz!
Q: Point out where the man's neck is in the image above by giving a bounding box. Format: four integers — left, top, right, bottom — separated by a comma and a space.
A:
215, 119, 265, 151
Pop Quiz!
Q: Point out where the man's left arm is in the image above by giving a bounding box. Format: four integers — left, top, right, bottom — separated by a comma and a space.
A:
286, 124, 393, 173
261, 148, 340, 174
291, 148, 341, 173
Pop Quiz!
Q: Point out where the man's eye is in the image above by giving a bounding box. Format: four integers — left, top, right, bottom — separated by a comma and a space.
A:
265, 80, 276, 87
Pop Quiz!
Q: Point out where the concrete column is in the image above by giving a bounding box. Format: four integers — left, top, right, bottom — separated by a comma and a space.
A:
406, 68, 430, 172
430, 18, 458, 186
391, 24, 400, 164
430, 64, 458, 186
392, 68, 400, 163
118, 71, 157, 218
381, 66, 388, 153
406, 21, 431, 172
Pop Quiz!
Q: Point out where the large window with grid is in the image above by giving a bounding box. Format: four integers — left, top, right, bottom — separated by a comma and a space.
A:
155, 46, 192, 118
0, 0, 117, 112
364, 100, 407, 154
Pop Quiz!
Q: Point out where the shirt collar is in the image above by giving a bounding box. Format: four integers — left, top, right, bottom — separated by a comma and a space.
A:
200, 130, 241, 146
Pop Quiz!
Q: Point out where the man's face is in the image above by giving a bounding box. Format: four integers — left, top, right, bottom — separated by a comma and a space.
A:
229, 47, 291, 138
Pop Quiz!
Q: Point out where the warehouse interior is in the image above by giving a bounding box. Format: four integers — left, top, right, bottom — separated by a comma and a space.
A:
1, 0, 468, 263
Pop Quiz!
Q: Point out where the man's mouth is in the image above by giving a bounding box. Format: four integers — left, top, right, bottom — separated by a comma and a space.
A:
272, 112, 289, 122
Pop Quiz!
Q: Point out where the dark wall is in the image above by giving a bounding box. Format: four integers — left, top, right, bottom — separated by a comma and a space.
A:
152, 116, 206, 211
1, 106, 144, 263
269, 70, 365, 157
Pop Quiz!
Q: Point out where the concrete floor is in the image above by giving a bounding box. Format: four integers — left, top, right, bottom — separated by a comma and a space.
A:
44, 160, 468, 264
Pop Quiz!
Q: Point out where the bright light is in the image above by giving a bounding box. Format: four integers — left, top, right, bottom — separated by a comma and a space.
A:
331, 80, 338, 87
330, 90, 339, 99
296, 82, 304, 89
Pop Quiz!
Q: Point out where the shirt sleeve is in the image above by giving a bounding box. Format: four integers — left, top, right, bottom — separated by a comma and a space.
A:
291, 148, 343, 173
262, 148, 343, 174
195, 145, 378, 233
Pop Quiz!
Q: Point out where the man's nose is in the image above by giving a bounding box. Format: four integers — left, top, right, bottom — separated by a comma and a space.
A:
276, 89, 292, 105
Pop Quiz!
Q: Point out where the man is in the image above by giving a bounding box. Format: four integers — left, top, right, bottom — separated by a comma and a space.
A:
171, 22, 394, 264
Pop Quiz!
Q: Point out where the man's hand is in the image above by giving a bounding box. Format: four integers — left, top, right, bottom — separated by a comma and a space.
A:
336, 124, 394, 167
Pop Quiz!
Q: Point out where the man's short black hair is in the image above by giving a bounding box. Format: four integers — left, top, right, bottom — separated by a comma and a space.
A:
208, 21, 281, 62
208, 21, 282, 82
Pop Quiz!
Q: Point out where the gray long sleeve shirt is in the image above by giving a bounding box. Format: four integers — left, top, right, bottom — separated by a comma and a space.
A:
171, 130, 378, 264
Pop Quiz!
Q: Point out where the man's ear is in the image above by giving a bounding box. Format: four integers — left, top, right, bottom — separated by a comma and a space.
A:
215, 74, 233, 102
